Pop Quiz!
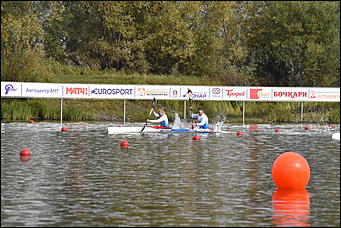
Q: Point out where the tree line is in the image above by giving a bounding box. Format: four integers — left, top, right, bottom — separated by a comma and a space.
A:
1, 1, 340, 87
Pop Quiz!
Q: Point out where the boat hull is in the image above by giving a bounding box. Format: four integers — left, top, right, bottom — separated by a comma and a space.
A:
332, 133, 340, 140
108, 126, 229, 134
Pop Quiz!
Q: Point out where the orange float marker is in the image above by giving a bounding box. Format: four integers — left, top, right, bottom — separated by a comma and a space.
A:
121, 141, 129, 148
272, 152, 310, 189
193, 135, 200, 141
236, 131, 243, 136
20, 149, 31, 157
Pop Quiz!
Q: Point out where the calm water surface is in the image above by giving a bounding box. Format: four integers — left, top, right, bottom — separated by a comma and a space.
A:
1, 122, 340, 227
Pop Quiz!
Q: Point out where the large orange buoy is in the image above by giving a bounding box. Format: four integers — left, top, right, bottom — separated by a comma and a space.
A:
272, 152, 310, 189
272, 188, 310, 226
20, 149, 30, 157
121, 141, 129, 148
193, 135, 200, 141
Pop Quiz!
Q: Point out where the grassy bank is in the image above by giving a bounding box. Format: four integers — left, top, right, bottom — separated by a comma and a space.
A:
1, 68, 340, 124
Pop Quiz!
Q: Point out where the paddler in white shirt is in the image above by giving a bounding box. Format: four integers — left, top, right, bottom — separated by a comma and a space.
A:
190, 107, 209, 129
147, 108, 169, 128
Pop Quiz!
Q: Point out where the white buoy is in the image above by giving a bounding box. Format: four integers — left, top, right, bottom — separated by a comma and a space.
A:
332, 133, 340, 140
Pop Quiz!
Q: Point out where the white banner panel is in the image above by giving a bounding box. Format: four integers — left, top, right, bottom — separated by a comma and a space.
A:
1, 82, 340, 102
272, 87, 309, 101
248, 87, 273, 101
1, 82, 22, 97
222, 87, 248, 100
88, 84, 135, 99
308, 88, 340, 102
22, 83, 63, 98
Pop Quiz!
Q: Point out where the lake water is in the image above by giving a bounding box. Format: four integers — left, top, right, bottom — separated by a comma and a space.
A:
1, 122, 340, 227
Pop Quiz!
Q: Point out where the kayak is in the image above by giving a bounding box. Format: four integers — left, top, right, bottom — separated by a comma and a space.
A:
107, 125, 230, 134
332, 133, 340, 140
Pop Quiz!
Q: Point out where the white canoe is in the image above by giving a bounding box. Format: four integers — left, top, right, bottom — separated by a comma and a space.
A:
108, 126, 230, 134
332, 133, 340, 140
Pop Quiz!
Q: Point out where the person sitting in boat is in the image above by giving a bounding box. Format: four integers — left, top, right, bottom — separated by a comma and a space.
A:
190, 107, 209, 129
147, 108, 169, 128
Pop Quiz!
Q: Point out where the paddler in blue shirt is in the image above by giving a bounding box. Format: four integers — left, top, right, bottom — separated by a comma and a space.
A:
190, 107, 209, 129
147, 108, 169, 127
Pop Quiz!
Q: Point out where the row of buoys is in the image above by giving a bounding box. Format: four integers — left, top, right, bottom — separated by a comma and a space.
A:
24, 121, 313, 189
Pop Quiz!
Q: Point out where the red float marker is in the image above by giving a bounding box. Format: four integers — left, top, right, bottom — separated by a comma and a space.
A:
304, 126, 310, 130
275, 128, 281, 132
272, 152, 310, 189
28, 120, 35, 124
236, 131, 243, 136
121, 141, 129, 148
20, 149, 31, 157
193, 135, 200, 141
61, 127, 68, 132
329, 124, 334, 128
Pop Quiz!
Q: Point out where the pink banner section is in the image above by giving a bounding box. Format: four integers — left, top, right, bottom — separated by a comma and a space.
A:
1, 82, 340, 102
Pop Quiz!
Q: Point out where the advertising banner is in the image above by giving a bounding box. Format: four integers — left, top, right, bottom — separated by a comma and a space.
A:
222, 87, 248, 100
249, 87, 273, 101
1, 82, 340, 102
1, 82, 22, 97
272, 88, 309, 101
22, 83, 63, 98
89, 84, 135, 99
308, 88, 340, 102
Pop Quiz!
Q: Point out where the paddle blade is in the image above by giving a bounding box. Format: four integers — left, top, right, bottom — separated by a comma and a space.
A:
141, 124, 147, 132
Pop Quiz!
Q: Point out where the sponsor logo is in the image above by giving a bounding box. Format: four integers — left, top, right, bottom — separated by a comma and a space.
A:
309, 90, 340, 99
212, 88, 221, 94
66, 87, 88, 95
250, 89, 270, 99
172, 90, 179, 98
137, 88, 169, 96
274, 91, 307, 98
182, 89, 207, 99
91, 88, 133, 95
4, 84, 17, 94
225, 89, 246, 98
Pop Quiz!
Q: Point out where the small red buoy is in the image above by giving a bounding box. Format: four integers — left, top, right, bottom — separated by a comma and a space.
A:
61, 127, 68, 132
236, 131, 243, 136
275, 128, 281, 132
329, 124, 334, 128
28, 120, 35, 124
193, 135, 200, 141
272, 152, 310, 189
20, 149, 30, 157
121, 141, 129, 148
304, 126, 310, 130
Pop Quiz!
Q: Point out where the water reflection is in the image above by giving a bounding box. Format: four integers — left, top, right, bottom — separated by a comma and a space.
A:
272, 188, 310, 227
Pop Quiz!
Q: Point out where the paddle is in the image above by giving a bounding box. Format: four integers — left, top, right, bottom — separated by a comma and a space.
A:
141, 97, 156, 132
188, 89, 194, 129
